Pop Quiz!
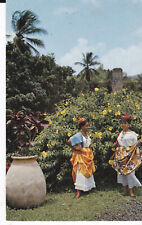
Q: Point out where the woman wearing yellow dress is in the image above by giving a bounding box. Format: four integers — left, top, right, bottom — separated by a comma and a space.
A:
68, 116, 96, 198
109, 113, 142, 197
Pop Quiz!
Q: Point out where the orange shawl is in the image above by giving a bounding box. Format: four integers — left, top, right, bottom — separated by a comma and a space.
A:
70, 147, 95, 182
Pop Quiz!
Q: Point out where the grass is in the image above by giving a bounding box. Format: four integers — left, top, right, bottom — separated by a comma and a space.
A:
6, 185, 142, 221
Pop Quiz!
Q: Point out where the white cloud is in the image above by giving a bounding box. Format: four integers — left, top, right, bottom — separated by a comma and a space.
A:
58, 38, 142, 76
54, 7, 78, 15
57, 38, 106, 74
101, 43, 142, 76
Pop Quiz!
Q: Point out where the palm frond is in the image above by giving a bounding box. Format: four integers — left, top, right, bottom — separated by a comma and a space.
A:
91, 68, 99, 75
11, 11, 22, 33
74, 62, 86, 67
17, 11, 38, 34
25, 37, 44, 47
11, 10, 47, 55
89, 61, 100, 67
26, 42, 40, 55
22, 27, 47, 35
92, 55, 98, 61
77, 68, 86, 75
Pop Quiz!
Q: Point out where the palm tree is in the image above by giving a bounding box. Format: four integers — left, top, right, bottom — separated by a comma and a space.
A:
11, 10, 47, 54
75, 52, 100, 82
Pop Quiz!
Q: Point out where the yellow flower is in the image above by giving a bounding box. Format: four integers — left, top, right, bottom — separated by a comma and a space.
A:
94, 88, 99, 92
64, 101, 69, 106
102, 110, 107, 115
61, 109, 66, 115
46, 143, 49, 147
115, 111, 120, 116
92, 114, 97, 120
73, 117, 76, 122
81, 93, 85, 96
113, 92, 117, 95
127, 100, 130, 103
133, 116, 137, 119
95, 132, 102, 139
51, 141, 56, 146
117, 104, 120, 108
108, 108, 112, 113
98, 132, 102, 139
67, 132, 71, 137
126, 95, 129, 98
109, 127, 113, 131
49, 120, 52, 125
108, 103, 110, 106
42, 151, 47, 158
135, 104, 140, 110
56, 130, 59, 134
109, 160, 113, 165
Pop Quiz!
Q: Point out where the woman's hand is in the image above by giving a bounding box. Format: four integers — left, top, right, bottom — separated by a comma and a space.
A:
136, 147, 141, 158
73, 145, 83, 153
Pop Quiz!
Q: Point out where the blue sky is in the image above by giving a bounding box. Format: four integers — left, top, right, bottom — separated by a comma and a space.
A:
6, 0, 142, 76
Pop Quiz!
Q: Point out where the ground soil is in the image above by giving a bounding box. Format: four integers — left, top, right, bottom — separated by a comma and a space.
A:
98, 199, 142, 221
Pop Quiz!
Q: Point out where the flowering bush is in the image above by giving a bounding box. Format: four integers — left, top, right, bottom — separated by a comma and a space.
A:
8, 88, 142, 191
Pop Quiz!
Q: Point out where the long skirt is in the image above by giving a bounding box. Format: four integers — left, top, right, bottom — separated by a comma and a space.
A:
117, 171, 142, 188
75, 167, 96, 191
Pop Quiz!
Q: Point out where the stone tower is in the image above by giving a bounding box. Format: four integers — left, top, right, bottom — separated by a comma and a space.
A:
112, 68, 123, 92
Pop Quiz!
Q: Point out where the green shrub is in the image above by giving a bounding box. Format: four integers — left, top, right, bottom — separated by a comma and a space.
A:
7, 88, 142, 191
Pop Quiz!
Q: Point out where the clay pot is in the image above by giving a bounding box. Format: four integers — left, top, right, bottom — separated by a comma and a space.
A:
6, 155, 46, 209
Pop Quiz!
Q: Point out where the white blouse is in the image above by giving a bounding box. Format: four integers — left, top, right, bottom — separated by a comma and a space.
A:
82, 135, 91, 147
117, 131, 138, 147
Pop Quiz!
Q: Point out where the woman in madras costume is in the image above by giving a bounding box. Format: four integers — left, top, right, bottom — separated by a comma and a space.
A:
68, 116, 96, 198
109, 113, 142, 197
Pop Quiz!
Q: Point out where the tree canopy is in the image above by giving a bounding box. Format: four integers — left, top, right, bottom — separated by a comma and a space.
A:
6, 42, 75, 114
75, 52, 100, 82
11, 10, 47, 54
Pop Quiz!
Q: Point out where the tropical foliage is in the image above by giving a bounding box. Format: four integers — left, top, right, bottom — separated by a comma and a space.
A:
11, 10, 47, 54
6, 42, 75, 114
7, 88, 142, 191
6, 10, 142, 192
6, 110, 49, 154
75, 52, 100, 82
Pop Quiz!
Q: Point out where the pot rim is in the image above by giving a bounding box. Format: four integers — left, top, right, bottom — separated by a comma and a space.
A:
11, 155, 38, 160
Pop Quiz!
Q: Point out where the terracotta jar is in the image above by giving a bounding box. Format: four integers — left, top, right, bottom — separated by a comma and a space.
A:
6, 155, 46, 209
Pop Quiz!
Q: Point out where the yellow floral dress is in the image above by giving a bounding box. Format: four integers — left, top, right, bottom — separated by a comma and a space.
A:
110, 131, 142, 188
